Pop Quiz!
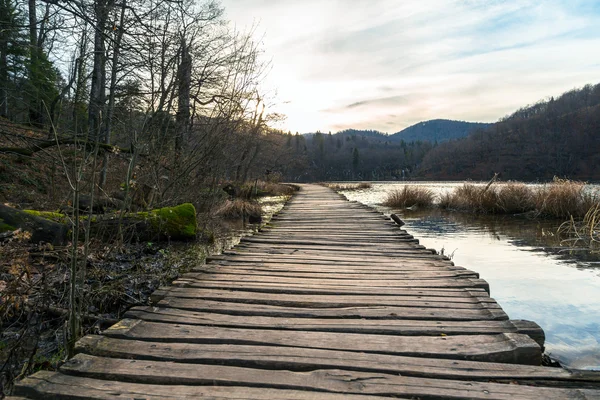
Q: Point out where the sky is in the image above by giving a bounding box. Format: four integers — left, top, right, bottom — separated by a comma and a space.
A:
220, 0, 600, 134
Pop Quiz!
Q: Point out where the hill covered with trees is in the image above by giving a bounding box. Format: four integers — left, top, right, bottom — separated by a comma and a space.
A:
417, 83, 600, 181
390, 119, 492, 143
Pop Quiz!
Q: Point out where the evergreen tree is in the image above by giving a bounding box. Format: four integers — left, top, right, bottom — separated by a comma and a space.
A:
0, 0, 27, 118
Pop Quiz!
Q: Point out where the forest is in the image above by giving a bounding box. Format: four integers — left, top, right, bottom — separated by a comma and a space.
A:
417, 83, 600, 181
0, 0, 295, 208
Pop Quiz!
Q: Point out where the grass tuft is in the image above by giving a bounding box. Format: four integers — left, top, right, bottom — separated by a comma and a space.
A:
215, 199, 262, 219
383, 186, 435, 208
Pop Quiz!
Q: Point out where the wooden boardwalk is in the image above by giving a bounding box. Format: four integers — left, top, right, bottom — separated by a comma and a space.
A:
10, 184, 600, 399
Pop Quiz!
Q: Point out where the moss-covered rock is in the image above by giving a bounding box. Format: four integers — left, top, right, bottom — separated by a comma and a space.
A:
145, 203, 197, 240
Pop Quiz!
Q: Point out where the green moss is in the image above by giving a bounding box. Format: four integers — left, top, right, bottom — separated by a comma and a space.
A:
24, 210, 67, 223
0, 220, 17, 232
145, 203, 197, 240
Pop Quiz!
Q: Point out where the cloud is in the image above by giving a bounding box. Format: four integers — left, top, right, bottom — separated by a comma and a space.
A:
220, 0, 600, 133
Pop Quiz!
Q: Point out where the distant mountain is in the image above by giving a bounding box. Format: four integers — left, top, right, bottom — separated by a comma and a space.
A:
390, 119, 492, 143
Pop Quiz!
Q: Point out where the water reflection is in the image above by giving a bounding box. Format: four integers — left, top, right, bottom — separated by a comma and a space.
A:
341, 183, 600, 371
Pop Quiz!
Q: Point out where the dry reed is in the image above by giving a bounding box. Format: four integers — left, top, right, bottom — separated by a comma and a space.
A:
558, 201, 600, 250
383, 186, 435, 208
440, 179, 596, 218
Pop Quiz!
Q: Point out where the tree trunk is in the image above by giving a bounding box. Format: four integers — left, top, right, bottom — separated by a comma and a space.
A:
175, 38, 192, 153
100, 0, 126, 188
0, 38, 7, 118
88, 0, 110, 141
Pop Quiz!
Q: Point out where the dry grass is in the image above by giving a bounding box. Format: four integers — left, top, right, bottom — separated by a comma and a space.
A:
383, 186, 435, 208
440, 184, 500, 213
496, 183, 536, 214
238, 181, 297, 198
440, 179, 597, 218
558, 201, 600, 250
215, 199, 262, 219
534, 178, 595, 218
325, 182, 372, 191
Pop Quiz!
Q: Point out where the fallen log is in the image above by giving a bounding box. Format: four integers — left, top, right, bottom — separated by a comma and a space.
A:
0, 204, 69, 245
1, 203, 198, 244
89, 203, 199, 242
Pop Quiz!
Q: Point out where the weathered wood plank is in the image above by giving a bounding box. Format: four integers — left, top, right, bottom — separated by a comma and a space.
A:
192, 266, 480, 279
150, 287, 497, 309
57, 354, 600, 399
73, 335, 566, 382
208, 255, 453, 268
200, 261, 469, 273
124, 307, 544, 345
224, 250, 447, 262
178, 272, 491, 292
241, 237, 421, 246
102, 319, 540, 364
14, 371, 388, 400
211, 253, 449, 264
235, 243, 430, 254
156, 297, 508, 320
171, 279, 490, 297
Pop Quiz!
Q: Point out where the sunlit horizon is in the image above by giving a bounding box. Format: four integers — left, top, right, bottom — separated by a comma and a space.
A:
221, 0, 600, 134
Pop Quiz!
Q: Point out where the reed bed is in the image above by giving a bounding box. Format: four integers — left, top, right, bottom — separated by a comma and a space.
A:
440, 178, 597, 219
325, 182, 372, 191
383, 186, 435, 208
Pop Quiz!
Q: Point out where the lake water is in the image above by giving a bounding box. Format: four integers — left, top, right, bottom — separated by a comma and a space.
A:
338, 182, 600, 370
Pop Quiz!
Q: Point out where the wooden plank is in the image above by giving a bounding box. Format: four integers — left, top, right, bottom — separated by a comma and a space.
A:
14, 371, 387, 400
208, 255, 452, 267
172, 279, 490, 297
211, 253, 449, 264
178, 272, 491, 292
150, 288, 497, 309
200, 261, 469, 273
102, 319, 540, 364
225, 250, 446, 261
124, 307, 544, 345
156, 297, 508, 320
235, 243, 430, 253
241, 237, 420, 246
73, 335, 565, 382
189, 269, 480, 280
152, 287, 494, 304
56, 354, 600, 399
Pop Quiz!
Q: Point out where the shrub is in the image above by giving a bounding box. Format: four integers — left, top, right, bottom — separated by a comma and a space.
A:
215, 199, 262, 219
383, 186, 435, 208
238, 181, 297, 198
